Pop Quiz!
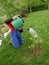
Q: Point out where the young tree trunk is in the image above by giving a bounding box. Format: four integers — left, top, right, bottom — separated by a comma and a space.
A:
48, 3, 49, 10
30, 6, 32, 13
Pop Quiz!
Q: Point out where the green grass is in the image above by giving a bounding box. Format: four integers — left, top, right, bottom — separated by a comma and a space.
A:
0, 10, 49, 65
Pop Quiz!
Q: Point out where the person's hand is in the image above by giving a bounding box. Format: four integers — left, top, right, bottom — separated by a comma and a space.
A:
0, 39, 2, 46
3, 29, 11, 39
13, 15, 18, 19
4, 33, 8, 39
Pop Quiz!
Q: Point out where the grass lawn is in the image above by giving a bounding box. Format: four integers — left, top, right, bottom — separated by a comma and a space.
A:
0, 10, 49, 65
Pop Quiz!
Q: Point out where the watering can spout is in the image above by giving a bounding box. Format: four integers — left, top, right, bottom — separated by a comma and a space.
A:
27, 28, 29, 31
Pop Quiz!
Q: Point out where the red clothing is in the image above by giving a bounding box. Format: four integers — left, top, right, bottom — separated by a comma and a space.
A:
6, 22, 14, 33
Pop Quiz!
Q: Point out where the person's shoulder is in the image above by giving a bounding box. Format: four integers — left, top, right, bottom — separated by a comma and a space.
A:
5, 18, 13, 23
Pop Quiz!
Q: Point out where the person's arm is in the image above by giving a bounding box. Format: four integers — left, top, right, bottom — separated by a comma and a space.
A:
7, 29, 11, 34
